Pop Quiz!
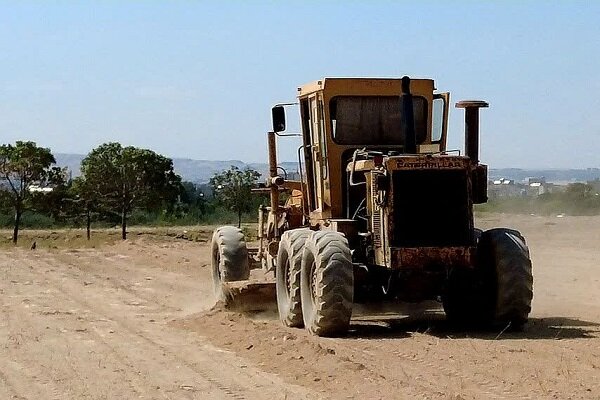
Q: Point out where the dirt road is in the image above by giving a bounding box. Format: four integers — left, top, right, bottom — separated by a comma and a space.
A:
0, 233, 313, 399
1, 215, 600, 399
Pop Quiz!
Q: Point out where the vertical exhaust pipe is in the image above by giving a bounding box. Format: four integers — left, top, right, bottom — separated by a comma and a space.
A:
456, 100, 489, 162
401, 76, 417, 154
267, 131, 279, 218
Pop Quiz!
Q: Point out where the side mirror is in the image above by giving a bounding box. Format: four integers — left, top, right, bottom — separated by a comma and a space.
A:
272, 106, 286, 132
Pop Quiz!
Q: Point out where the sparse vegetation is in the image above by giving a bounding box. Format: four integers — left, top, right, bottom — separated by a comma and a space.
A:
0, 225, 214, 249
209, 166, 261, 227
477, 183, 600, 216
79, 143, 183, 240
0, 142, 267, 236
0, 141, 65, 243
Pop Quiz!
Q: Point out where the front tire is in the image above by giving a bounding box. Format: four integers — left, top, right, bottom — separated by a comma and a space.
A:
300, 231, 354, 337
211, 226, 250, 301
276, 229, 310, 327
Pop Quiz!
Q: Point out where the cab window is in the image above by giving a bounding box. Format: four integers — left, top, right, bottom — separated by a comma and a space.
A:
432, 97, 445, 142
330, 96, 428, 145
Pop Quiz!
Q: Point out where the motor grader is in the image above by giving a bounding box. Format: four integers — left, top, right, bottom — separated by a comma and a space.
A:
211, 76, 533, 337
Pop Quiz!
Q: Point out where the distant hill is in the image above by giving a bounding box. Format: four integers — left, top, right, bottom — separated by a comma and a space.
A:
55, 154, 600, 185
54, 153, 300, 184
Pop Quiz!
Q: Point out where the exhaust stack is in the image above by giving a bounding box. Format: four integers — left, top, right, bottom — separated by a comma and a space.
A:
456, 100, 489, 162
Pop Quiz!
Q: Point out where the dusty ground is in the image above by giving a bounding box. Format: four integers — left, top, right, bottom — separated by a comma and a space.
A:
1, 215, 600, 399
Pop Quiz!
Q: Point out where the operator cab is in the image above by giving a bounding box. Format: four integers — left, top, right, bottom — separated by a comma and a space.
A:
272, 77, 450, 224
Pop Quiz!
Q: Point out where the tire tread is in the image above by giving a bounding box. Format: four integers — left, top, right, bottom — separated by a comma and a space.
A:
301, 231, 353, 337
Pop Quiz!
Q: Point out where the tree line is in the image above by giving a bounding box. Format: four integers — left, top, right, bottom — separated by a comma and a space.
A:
0, 141, 263, 244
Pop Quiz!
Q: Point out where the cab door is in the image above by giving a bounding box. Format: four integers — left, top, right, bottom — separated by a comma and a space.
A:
309, 95, 325, 210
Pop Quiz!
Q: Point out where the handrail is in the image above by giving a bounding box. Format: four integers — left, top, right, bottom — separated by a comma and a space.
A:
349, 148, 367, 186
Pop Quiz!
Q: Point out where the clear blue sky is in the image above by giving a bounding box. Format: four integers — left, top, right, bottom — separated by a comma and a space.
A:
1, 1, 599, 168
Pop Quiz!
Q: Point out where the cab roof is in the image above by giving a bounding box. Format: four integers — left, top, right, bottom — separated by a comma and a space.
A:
297, 77, 435, 97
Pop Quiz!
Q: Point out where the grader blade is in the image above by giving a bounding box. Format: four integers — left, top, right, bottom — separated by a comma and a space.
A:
220, 280, 277, 313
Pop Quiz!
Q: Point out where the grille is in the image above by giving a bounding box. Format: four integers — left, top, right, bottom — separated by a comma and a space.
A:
391, 170, 470, 247
372, 211, 382, 247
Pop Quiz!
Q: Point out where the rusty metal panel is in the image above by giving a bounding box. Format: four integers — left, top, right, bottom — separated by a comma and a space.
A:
388, 155, 471, 170
389, 247, 475, 269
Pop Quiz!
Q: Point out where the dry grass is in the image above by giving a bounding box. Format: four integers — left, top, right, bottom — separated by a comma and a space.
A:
0, 225, 215, 250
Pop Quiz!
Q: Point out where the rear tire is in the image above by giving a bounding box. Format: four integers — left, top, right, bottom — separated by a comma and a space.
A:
276, 229, 310, 327
300, 231, 354, 337
211, 226, 250, 301
480, 228, 533, 327
443, 267, 487, 325
443, 228, 533, 328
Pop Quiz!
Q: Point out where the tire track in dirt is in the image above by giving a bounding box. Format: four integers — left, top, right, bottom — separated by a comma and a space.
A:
0, 270, 149, 399
30, 256, 250, 399
386, 344, 531, 399
84, 324, 186, 400
201, 306, 537, 400
0, 300, 23, 399
188, 309, 480, 400
2, 250, 292, 399
55, 248, 212, 319
0, 363, 25, 399
29, 297, 166, 399
52, 252, 187, 314
325, 334, 529, 400
361, 326, 533, 399
29, 253, 313, 400
0, 277, 77, 400
325, 317, 599, 399
0, 359, 59, 400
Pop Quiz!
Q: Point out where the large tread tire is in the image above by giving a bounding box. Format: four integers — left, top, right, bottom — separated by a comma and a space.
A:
276, 229, 310, 327
443, 228, 487, 325
211, 226, 250, 301
480, 228, 534, 327
443, 268, 487, 325
300, 231, 354, 337
444, 228, 533, 328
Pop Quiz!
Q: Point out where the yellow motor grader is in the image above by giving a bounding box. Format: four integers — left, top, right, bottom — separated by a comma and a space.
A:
211, 76, 533, 336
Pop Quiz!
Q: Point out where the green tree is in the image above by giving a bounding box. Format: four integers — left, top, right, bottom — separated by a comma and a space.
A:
210, 166, 260, 227
80, 142, 182, 240
179, 181, 206, 215
30, 167, 71, 221
0, 141, 60, 243
68, 176, 97, 240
